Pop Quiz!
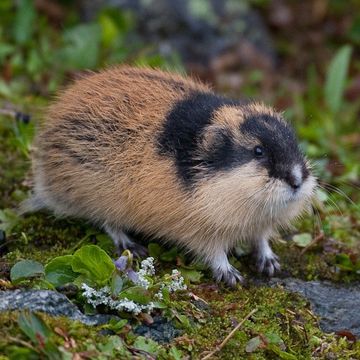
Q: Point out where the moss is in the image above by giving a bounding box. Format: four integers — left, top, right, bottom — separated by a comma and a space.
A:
274, 238, 359, 283
0, 285, 358, 359
175, 284, 360, 359
0, 311, 110, 358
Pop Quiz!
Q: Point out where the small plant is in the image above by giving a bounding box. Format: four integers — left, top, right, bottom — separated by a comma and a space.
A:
10, 245, 188, 318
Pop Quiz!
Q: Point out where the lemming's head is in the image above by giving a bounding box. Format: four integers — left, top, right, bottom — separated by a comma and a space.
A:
157, 93, 316, 224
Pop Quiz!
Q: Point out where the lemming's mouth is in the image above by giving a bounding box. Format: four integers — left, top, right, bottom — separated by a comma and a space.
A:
285, 174, 317, 204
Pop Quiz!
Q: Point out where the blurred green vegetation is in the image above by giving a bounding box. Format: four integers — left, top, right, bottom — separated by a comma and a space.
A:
0, 0, 182, 97
0, 0, 360, 358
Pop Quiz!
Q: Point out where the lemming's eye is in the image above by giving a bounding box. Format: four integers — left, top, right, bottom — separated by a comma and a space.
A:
254, 146, 264, 157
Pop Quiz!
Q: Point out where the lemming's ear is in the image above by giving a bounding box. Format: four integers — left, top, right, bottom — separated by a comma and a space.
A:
199, 125, 227, 153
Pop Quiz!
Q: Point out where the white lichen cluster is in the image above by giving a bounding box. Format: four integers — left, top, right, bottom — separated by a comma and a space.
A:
164, 269, 187, 292
135, 257, 155, 289
81, 283, 155, 315
156, 269, 187, 300
81, 257, 187, 315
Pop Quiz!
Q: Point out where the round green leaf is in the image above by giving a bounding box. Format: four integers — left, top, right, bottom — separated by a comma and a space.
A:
111, 274, 124, 296
10, 260, 44, 283
119, 286, 151, 305
245, 336, 261, 353
292, 233, 312, 248
133, 336, 160, 355
45, 255, 77, 287
72, 245, 115, 286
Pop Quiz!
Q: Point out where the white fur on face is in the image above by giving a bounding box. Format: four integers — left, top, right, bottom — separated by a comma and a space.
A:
291, 164, 303, 188
263, 171, 317, 228
197, 162, 317, 241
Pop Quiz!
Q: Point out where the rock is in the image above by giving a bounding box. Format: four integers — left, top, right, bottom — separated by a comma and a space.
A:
271, 278, 360, 337
0, 289, 116, 326
134, 315, 181, 343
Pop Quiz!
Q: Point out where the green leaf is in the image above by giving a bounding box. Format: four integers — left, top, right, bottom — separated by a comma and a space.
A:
245, 336, 262, 353
133, 336, 160, 355
292, 233, 312, 248
324, 45, 352, 114
18, 311, 61, 359
18, 311, 51, 343
32, 278, 55, 290
72, 245, 115, 286
265, 332, 283, 345
335, 253, 357, 272
97, 335, 126, 356
179, 268, 202, 283
0, 208, 20, 233
111, 274, 124, 295
10, 260, 44, 283
13, 0, 36, 44
45, 255, 77, 287
119, 286, 151, 305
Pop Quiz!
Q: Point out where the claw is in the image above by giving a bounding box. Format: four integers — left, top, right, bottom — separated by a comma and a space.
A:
214, 265, 244, 287
257, 254, 280, 276
128, 243, 148, 258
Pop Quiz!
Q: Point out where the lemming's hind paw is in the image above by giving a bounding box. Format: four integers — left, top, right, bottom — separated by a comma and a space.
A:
128, 243, 148, 258
257, 254, 280, 276
214, 265, 244, 287
105, 225, 148, 258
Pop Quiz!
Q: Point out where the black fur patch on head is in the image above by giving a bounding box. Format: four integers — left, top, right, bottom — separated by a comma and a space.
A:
241, 114, 307, 183
157, 91, 240, 186
201, 129, 253, 172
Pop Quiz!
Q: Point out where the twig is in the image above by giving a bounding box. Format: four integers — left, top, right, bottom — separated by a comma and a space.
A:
189, 292, 209, 304
201, 308, 257, 360
300, 232, 324, 255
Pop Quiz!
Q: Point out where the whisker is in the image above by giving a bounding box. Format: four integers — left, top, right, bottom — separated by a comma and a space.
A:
321, 181, 358, 208
317, 184, 344, 216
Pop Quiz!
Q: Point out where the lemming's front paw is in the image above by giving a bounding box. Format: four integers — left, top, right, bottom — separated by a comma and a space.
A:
213, 265, 244, 287
257, 253, 280, 276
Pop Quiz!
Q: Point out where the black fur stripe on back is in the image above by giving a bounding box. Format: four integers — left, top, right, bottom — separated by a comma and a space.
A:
157, 91, 240, 186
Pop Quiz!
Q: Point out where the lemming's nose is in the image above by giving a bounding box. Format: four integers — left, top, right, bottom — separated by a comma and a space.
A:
286, 164, 303, 190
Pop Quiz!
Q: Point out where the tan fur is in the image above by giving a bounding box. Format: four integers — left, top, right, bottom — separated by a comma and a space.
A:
32, 66, 212, 238
27, 65, 316, 285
